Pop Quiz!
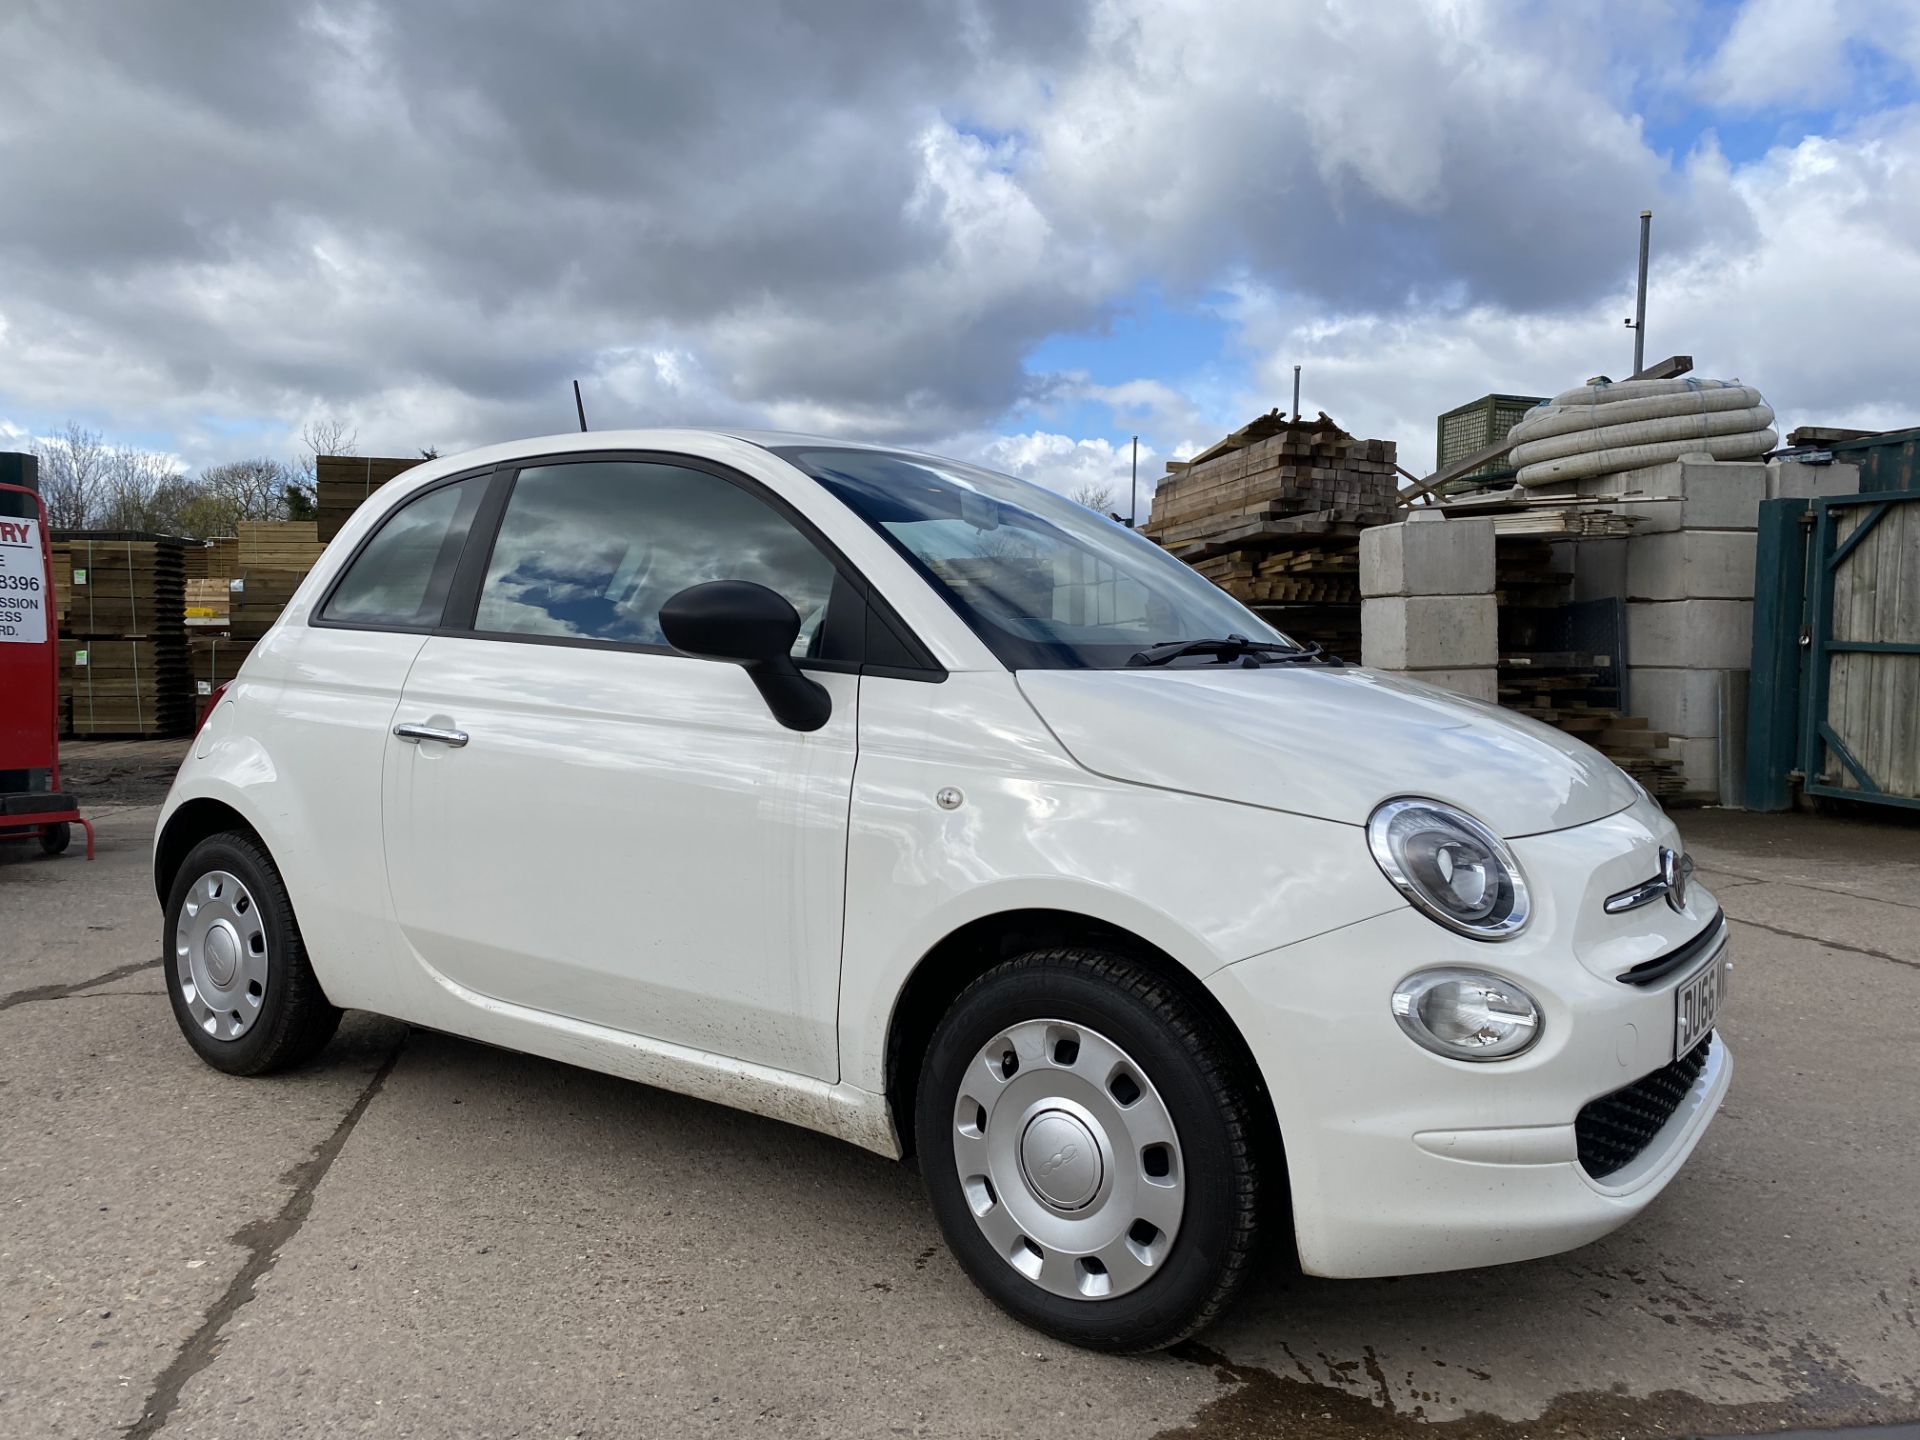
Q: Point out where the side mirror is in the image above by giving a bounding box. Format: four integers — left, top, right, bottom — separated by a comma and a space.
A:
658, 580, 832, 733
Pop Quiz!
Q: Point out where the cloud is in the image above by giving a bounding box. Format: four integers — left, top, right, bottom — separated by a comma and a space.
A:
1701, 0, 1920, 111
1225, 107, 1920, 476
0, 0, 1915, 486
970, 430, 1161, 509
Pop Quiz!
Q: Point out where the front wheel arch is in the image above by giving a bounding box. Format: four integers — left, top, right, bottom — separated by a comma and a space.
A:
884, 910, 1282, 1175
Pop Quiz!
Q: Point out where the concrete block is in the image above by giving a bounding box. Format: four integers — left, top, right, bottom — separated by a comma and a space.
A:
1627, 599, 1754, 670
1625, 530, 1757, 600
1402, 668, 1499, 703
1667, 736, 1722, 799
1362, 594, 1498, 670
1767, 458, 1861, 500
1360, 517, 1495, 597
1628, 666, 1729, 739
1585, 460, 1767, 533
1572, 538, 1626, 601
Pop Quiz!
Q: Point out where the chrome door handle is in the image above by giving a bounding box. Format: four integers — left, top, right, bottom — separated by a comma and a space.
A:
393, 723, 469, 747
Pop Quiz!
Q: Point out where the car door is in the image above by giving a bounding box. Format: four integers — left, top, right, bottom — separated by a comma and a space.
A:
229, 469, 490, 1019
380, 454, 859, 1082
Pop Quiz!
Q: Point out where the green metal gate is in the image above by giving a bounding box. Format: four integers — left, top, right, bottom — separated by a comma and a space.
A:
1747, 490, 1920, 810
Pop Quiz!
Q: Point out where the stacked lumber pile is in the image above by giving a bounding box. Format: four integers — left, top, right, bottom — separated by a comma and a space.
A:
50, 550, 71, 628
204, 537, 241, 577
1495, 539, 1682, 795
61, 639, 192, 738
185, 578, 230, 624
1145, 411, 1398, 559
1146, 411, 1397, 653
1489, 507, 1637, 539
58, 537, 185, 639
316, 455, 421, 541
51, 535, 190, 737
237, 520, 325, 570
190, 635, 255, 703
1191, 545, 1361, 604
227, 568, 307, 640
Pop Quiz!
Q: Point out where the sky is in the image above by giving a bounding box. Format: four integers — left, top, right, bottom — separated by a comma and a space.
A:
2, 0, 1918, 512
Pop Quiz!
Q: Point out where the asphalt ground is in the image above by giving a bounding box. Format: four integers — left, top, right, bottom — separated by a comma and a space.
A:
3, 746, 1917, 1439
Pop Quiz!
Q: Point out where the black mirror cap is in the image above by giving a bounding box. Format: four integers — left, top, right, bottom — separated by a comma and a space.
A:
660, 580, 800, 663
658, 579, 832, 732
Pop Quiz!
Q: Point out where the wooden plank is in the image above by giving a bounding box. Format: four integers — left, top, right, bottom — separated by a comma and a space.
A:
1628, 353, 1694, 381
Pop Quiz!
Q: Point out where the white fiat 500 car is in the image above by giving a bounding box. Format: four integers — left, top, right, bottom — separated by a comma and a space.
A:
156, 430, 1731, 1351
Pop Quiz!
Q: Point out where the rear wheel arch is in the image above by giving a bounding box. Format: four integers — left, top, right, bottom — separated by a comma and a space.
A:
883, 909, 1281, 1168
155, 798, 261, 905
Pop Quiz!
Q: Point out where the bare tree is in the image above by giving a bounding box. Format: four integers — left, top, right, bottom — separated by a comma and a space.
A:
35, 421, 111, 528
93, 447, 190, 531
1070, 480, 1117, 514
177, 458, 293, 536
294, 415, 357, 485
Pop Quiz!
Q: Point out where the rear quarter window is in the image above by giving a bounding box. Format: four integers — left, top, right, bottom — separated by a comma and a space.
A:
320, 477, 485, 630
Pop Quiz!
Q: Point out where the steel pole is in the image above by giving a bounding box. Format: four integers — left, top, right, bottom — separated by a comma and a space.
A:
1632, 210, 1651, 375
1130, 435, 1139, 527
1292, 364, 1302, 420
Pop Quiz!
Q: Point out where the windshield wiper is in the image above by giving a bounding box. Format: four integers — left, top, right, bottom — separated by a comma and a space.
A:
1126, 634, 1340, 668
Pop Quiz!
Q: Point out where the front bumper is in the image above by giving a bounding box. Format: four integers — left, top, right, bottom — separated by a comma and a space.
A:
1209, 902, 1732, 1278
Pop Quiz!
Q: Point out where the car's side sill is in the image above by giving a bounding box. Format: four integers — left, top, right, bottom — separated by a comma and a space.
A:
406, 962, 902, 1159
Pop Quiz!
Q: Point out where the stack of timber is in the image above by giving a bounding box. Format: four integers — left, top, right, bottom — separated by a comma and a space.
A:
204, 537, 241, 578
190, 635, 256, 702
316, 455, 421, 541
61, 639, 192, 737
50, 549, 71, 628
227, 568, 307, 640
55, 535, 186, 642
185, 578, 231, 624
1146, 411, 1396, 653
1495, 538, 1682, 796
237, 520, 325, 570
49, 534, 190, 738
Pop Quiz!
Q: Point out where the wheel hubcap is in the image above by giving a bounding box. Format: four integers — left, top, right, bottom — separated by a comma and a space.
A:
175, 870, 268, 1041
952, 1020, 1184, 1300
1021, 1109, 1102, 1210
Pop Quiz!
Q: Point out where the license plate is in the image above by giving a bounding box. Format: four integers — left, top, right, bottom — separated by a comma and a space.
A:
1674, 951, 1728, 1061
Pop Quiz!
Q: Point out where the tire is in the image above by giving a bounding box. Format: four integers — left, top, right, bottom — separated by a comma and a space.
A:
164, 831, 342, 1076
914, 948, 1264, 1352
39, 823, 71, 856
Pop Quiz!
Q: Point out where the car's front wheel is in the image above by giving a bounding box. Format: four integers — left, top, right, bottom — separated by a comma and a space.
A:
914, 948, 1266, 1352
164, 832, 342, 1075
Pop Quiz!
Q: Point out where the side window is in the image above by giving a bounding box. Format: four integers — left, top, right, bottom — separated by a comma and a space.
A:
321, 477, 484, 629
473, 462, 841, 657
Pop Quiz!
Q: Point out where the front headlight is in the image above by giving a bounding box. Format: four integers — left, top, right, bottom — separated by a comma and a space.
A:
1392, 969, 1542, 1061
1367, 797, 1531, 939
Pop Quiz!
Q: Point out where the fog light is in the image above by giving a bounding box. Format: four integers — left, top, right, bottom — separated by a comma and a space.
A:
1392, 969, 1542, 1062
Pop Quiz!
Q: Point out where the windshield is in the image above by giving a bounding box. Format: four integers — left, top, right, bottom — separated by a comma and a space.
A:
775, 446, 1293, 669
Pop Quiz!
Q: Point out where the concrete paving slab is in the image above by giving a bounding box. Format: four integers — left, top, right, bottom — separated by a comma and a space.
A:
154, 1031, 1219, 1440
2, 806, 164, 998
0, 995, 403, 1440
1682, 808, 1920, 910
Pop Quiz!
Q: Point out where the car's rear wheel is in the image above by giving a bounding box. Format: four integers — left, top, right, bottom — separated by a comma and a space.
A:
164, 832, 341, 1075
914, 948, 1264, 1352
